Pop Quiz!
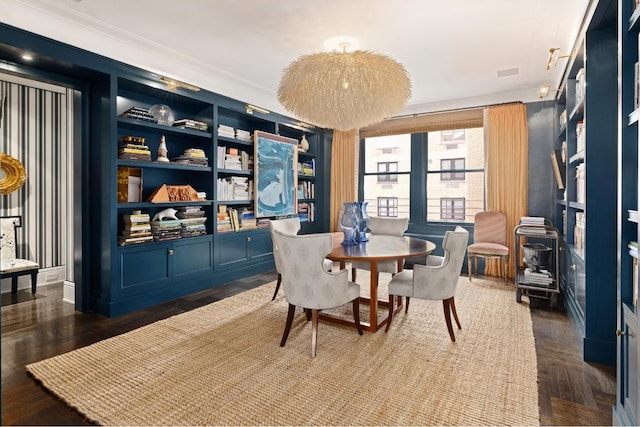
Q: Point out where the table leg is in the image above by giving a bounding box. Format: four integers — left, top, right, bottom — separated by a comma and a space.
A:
369, 261, 379, 332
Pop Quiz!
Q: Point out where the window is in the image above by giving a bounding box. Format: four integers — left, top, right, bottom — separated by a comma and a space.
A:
359, 123, 484, 226
377, 162, 398, 183
361, 134, 411, 219
440, 198, 466, 221
426, 127, 485, 223
440, 158, 465, 181
441, 130, 466, 146
377, 197, 398, 217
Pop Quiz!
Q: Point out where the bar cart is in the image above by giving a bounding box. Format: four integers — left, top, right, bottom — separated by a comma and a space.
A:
514, 218, 561, 307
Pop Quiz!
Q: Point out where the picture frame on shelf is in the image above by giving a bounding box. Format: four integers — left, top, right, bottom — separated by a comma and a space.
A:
254, 131, 298, 217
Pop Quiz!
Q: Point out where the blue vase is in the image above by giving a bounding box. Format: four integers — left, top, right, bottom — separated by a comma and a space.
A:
340, 202, 359, 246
355, 201, 370, 242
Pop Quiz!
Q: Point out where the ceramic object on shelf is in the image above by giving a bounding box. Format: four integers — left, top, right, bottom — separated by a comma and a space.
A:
299, 134, 309, 152
157, 135, 170, 162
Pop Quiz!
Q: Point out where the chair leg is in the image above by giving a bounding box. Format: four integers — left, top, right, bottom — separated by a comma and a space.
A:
468, 254, 472, 281
504, 256, 509, 283
405, 296, 410, 314
352, 299, 363, 335
280, 303, 296, 347
450, 297, 461, 330
305, 308, 311, 321
271, 274, 282, 301
474, 257, 478, 277
352, 267, 357, 282
30, 271, 38, 294
311, 309, 319, 357
11, 276, 18, 294
443, 298, 456, 342
385, 294, 394, 332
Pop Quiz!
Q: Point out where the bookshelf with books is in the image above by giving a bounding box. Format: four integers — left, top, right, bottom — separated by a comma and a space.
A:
551, 0, 617, 367
615, 0, 640, 424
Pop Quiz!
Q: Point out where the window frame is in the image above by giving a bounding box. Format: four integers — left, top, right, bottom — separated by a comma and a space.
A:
377, 196, 398, 217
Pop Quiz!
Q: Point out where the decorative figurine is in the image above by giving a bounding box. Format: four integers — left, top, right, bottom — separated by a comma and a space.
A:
157, 135, 169, 162
152, 207, 178, 221
299, 134, 309, 152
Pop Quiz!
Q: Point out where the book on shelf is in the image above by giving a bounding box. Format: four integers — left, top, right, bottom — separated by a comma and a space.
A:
118, 235, 154, 246
123, 212, 150, 223
117, 167, 143, 203
629, 241, 638, 258
628, 210, 639, 223
172, 118, 208, 132
550, 149, 566, 190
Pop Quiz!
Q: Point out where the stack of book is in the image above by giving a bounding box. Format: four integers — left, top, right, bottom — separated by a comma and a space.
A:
298, 159, 315, 176
118, 136, 151, 161
518, 216, 547, 235
298, 202, 315, 222
180, 217, 207, 237
218, 124, 235, 139
523, 267, 553, 286
172, 118, 208, 132
172, 148, 208, 166
236, 129, 252, 142
224, 148, 242, 170
297, 181, 314, 199
239, 208, 256, 229
118, 211, 153, 246
176, 206, 205, 219
150, 219, 182, 241
119, 106, 156, 123
217, 205, 233, 233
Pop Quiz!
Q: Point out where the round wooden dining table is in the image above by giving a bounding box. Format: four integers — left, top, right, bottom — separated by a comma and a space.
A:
325, 233, 436, 332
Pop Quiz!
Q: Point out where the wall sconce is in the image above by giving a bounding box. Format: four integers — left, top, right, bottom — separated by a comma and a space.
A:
245, 104, 270, 115
160, 76, 200, 92
539, 84, 561, 99
546, 48, 573, 71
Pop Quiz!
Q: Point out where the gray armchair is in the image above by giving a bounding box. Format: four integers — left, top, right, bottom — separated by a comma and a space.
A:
385, 226, 469, 341
272, 230, 363, 357
269, 217, 302, 300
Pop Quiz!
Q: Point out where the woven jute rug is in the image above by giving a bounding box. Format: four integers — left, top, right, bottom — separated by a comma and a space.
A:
27, 274, 539, 426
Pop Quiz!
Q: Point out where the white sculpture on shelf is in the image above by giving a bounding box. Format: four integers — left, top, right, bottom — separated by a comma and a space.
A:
152, 208, 178, 221
157, 135, 169, 162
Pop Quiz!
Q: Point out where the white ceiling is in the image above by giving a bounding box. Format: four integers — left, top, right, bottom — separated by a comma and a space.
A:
1, 0, 590, 121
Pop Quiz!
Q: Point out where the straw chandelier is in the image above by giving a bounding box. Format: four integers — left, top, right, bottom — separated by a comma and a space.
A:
277, 47, 412, 131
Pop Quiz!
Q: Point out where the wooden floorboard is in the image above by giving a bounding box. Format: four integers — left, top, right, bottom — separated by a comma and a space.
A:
1, 273, 616, 425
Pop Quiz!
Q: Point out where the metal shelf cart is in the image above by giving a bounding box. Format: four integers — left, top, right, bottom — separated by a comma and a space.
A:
514, 219, 561, 306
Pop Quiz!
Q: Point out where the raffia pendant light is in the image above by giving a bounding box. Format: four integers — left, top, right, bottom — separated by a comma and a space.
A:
277, 49, 412, 131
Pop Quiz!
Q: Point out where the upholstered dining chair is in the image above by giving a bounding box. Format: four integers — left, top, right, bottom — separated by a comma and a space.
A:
351, 216, 409, 282
269, 217, 333, 301
466, 211, 509, 283
269, 217, 301, 300
385, 226, 469, 342
272, 229, 363, 357
1, 216, 39, 294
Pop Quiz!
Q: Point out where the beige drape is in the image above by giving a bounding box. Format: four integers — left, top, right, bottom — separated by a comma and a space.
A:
483, 103, 528, 279
330, 130, 359, 231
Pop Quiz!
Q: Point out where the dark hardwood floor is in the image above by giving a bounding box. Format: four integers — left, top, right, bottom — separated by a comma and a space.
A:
1, 273, 616, 426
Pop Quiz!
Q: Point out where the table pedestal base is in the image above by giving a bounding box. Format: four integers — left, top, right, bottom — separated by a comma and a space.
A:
318, 296, 404, 333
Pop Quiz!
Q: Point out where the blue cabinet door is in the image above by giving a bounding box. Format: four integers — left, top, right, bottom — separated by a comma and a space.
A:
174, 237, 213, 278
120, 244, 171, 290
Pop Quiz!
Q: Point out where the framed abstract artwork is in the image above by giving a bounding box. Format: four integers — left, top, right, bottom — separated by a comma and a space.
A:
254, 131, 298, 217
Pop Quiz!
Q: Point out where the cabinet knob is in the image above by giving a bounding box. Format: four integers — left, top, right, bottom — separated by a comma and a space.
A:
168, 249, 174, 255
559, 246, 564, 251
247, 237, 251, 242
616, 329, 625, 336
570, 264, 576, 270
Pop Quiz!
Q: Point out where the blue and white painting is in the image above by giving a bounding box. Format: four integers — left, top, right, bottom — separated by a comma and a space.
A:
255, 132, 297, 217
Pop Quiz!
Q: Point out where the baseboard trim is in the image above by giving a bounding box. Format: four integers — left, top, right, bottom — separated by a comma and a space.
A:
63, 280, 75, 304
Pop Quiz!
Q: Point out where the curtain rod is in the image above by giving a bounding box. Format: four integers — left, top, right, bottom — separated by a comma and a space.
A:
388, 101, 523, 120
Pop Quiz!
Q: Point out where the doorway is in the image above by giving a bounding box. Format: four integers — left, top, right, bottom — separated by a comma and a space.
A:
0, 71, 82, 309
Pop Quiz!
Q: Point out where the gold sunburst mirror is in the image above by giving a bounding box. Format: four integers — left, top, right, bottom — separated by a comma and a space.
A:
0, 153, 26, 195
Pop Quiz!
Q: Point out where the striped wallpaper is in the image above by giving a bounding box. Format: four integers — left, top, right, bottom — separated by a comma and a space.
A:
0, 75, 72, 272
